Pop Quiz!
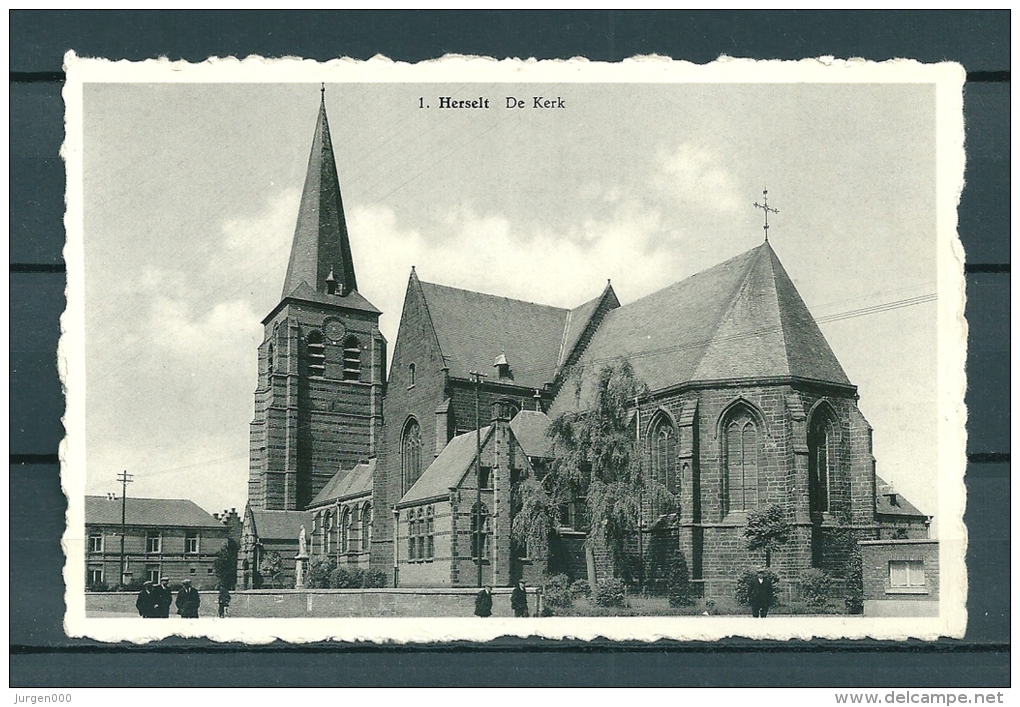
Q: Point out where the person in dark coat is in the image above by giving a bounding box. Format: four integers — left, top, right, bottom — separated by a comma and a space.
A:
217, 584, 231, 618
176, 578, 201, 618
511, 580, 529, 617
153, 577, 173, 618
135, 581, 156, 618
749, 568, 774, 618
474, 586, 493, 617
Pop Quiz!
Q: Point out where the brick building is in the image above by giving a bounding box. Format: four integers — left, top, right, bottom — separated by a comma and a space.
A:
242, 95, 932, 601
859, 539, 939, 616
85, 495, 231, 590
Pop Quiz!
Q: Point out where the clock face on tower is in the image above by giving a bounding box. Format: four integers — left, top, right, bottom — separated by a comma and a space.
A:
323, 319, 346, 343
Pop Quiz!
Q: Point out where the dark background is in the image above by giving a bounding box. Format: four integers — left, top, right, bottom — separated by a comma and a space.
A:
10, 10, 1010, 687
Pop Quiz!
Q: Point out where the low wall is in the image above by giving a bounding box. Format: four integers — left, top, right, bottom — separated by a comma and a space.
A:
87, 587, 540, 618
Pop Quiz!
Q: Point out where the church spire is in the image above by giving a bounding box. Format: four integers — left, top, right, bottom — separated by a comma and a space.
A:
281, 90, 358, 299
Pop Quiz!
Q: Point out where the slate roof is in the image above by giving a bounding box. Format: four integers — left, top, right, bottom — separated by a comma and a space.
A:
249, 509, 310, 542
557, 283, 619, 367
308, 459, 374, 508
398, 425, 494, 507
510, 410, 555, 459
276, 281, 381, 317
282, 95, 358, 299
417, 280, 571, 389
553, 242, 851, 412
85, 496, 223, 529
875, 476, 928, 518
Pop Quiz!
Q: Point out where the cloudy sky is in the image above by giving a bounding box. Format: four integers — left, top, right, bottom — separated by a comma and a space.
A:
81, 76, 941, 525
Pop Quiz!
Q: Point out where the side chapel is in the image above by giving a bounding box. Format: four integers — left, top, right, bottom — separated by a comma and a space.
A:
239, 94, 930, 597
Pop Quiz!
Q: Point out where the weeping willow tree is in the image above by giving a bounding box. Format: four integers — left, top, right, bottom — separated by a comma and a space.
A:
511, 360, 673, 579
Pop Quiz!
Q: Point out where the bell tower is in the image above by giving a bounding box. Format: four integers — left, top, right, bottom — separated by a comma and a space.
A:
248, 91, 386, 511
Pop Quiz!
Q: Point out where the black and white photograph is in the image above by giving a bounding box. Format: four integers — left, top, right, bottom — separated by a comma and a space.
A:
60, 55, 967, 643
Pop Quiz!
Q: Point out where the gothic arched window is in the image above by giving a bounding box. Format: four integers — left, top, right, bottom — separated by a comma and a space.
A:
808, 410, 834, 514
340, 507, 350, 554
351, 506, 361, 553
408, 363, 416, 387
342, 336, 361, 381
266, 342, 274, 378
470, 502, 490, 560
425, 506, 434, 560
401, 418, 423, 492
307, 330, 325, 378
724, 407, 759, 514
650, 414, 679, 497
363, 503, 372, 552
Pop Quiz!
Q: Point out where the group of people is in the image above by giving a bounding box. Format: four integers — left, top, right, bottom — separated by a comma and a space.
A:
135, 577, 232, 619
474, 580, 530, 618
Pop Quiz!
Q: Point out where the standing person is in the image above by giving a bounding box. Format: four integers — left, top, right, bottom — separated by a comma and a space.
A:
474, 586, 493, 617
135, 581, 156, 618
154, 577, 173, 618
511, 579, 529, 617
749, 568, 774, 618
217, 584, 231, 618
176, 578, 201, 618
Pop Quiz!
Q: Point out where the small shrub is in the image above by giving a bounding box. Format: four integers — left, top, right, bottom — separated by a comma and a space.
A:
569, 579, 592, 600
306, 557, 337, 589
735, 568, 781, 606
844, 552, 864, 615
330, 566, 367, 588
594, 578, 627, 607
364, 570, 389, 588
800, 568, 834, 607
667, 551, 694, 608
541, 574, 573, 610
86, 581, 110, 592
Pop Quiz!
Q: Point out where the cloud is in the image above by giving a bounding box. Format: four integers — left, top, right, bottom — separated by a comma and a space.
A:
654, 142, 742, 214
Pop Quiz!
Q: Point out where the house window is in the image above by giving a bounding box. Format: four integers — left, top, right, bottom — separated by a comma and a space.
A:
342, 336, 361, 381
649, 414, 678, 513
145, 565, 161, 584
363, 503, 372, 551
87, 568, 104, 586
724, 408, 759, 514
145, 531, 162, 554
408, 363, 416, 387
307, 330, 325, 378
185, 532, 199, 554
470, 503, 490, 560
401, 418, 423, 492
808, 411, 834, 514
889, 560, 925, 588
88, 532, 104, 553
425, 506, 434, 560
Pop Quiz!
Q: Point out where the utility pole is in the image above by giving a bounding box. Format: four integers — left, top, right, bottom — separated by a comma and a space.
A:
469, 371, 488, 588
117, 470, 133, 587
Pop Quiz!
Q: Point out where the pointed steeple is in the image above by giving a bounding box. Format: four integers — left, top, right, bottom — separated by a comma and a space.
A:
282, 92, 358, 299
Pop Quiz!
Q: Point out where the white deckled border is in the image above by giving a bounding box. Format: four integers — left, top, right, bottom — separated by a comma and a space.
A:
60, 51, 967, 644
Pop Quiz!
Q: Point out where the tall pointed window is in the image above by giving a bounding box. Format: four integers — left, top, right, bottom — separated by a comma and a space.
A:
471, 502, 490, 560
342, 336, 361, 381
307, 330, 325, 378
401, 418, 423, 492
724, 408, 759, 514
266, 342, 274, 378
650, 414, 679, 498
808, 411, 834, 514
362, 503, 372, 553
351, 506, 361, 553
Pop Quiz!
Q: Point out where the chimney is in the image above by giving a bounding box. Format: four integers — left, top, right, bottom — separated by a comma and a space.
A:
883, 482, 899, 507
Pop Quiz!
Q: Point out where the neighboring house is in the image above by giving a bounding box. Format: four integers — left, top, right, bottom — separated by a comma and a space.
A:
859, 538, 939, 616
242, 93, 933, 602
874, 477, 931, 539
85, 495, 229, 589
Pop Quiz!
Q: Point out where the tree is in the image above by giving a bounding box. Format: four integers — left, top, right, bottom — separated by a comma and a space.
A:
512, 361, 668, 579
213, 538, 239, 590
743, 503, 791, 568
258, 549, 283, 588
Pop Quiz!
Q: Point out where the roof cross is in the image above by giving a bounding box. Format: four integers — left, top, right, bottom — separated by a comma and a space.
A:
753, 187, 779, 242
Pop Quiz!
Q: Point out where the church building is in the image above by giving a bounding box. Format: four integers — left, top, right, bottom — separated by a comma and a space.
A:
240, 94, 930, 598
